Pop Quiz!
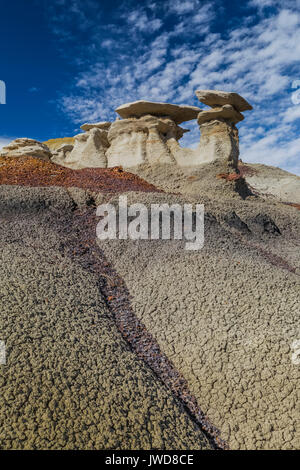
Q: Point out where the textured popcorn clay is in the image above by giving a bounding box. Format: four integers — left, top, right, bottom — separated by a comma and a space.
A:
0, 185, 213, 450
0, 152, 299, 450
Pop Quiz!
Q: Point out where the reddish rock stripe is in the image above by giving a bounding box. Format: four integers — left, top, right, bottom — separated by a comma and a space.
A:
61, 208, 229, 450
0, 156, 163, 193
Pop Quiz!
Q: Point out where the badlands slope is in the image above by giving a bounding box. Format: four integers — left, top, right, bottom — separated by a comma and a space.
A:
0, 180, 212, 450
99, 161, 300, 450
0, 156, 299, 450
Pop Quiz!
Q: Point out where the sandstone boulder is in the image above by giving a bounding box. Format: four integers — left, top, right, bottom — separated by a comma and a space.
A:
0, 138, 52, 160
197, 104, 244, 125
80, 121, 111, 132
195, 90, 253, 112
115, 100, 202, 124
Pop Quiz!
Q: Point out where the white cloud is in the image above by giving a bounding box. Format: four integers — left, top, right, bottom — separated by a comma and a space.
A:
168, 0, 195, 14
46, 0, 300, 175
126, 9, 162, 33
249, 0, 277, 9
283, 105, 300, 123
241, 135, 300, 175
0, 138, 13, 150
250, 0, 300, 11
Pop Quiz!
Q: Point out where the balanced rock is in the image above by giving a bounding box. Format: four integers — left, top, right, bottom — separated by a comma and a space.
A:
0, 138, 52, 160
115, 100, 202, 124
80, 121, 111, 132
195, 90, 252, 112
197, 104, 244, 125
192, 90, 253, 170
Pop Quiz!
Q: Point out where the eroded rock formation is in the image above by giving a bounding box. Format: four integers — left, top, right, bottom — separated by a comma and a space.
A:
106, 113, 189, 168
2, 89, 253, 172
51, 144, 74, 166
196, 119, 240, 169
191, 90, 253, 170
0, 138, 52, 161
55, 127, 109, 169
80, 121, 111, 132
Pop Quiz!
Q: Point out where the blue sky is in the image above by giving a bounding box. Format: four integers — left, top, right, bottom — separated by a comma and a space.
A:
1, 0, 300, 174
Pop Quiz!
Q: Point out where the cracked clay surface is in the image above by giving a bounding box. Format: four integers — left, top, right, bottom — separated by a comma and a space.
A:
98, 191, 300, 450
0, 185, 211, 450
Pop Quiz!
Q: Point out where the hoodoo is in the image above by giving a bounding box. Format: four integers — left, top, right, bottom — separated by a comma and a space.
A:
1, 89, 253, 171
192, 90, 253, 170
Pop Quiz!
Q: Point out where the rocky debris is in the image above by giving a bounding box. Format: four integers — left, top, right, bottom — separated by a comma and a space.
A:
80, 121, 111, 132
0, 155, 163, 192
106, 115, 188, 168
195, 89, 253, 112
197, 104, 244, 125
223, 210, 250, 233
251, 214, 281, 235
0, 138, 52, 161
61, 128, 109, 169
115, 100, 202, 124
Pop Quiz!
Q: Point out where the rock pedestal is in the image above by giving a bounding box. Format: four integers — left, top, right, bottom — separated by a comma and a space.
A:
197, 119, 240, 169
192, 90, 252, 170
106, 119, 148, 167
59, 127, 109, 169
106, 108, 190, 168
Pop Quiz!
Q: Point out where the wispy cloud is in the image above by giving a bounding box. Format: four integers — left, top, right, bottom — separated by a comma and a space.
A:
126, 8, 162, 33
0, 137, 14, 149
45, 0, 300, 175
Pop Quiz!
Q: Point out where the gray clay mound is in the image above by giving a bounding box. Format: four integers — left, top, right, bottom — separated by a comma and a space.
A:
0, 185, 211, 450
129, 161, 300, 204
97, 189, 300, 450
